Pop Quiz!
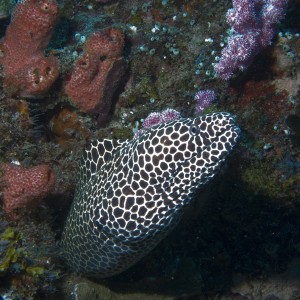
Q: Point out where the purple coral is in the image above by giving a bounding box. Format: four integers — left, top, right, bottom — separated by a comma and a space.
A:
142, 112, 162, 129
143, 108, 181, 129
215, 0, 289, 80
160, 108, 181, 123
194, 90, 216, 113
134, 108, 181, 138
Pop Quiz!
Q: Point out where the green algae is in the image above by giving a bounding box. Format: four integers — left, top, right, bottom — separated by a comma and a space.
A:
0, 227, 23, 272
1, 226, 16, 240
128, 13, 144, 25
242, 161, 280, 198
0, 247, 25, 272
242, 159, 300, 200
112, 128, 133, 139
26, 266, 45, 277
123, 77, 159, 106
0, 0, 16, 19
281, 173, 300, 198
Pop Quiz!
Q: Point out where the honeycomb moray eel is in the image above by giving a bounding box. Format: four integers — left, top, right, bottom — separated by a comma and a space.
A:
61, 112, 240, 278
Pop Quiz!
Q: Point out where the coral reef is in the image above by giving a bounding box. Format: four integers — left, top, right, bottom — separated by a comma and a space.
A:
215, 0, 289, 79
194, 90, 216, 113
0, 0, 59, 97
65, 28, 126, 127
1, 163, 56, 213
0, 0, 299, 298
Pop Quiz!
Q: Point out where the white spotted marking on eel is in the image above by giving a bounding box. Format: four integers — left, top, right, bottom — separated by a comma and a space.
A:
61, 112, 240, 278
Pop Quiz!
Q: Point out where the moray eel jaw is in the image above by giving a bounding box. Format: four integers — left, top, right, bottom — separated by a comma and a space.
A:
61, 112, 240, 278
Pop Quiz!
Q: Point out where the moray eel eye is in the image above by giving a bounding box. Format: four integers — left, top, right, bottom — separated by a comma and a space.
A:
189, 124, 199, 135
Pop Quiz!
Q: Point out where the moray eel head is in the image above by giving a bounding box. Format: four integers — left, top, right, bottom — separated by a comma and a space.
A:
61, 112, 240, 278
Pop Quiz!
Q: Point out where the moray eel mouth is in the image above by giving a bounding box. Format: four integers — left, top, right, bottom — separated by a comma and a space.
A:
61, 112, 240, 278
192, 113, 240, 159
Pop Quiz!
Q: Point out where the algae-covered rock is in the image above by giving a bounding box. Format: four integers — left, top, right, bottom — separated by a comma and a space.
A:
0, 0, 16, 19
73, 279, 174, 300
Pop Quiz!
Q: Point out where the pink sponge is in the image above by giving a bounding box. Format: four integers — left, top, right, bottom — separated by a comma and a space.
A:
1, 163, 56, 213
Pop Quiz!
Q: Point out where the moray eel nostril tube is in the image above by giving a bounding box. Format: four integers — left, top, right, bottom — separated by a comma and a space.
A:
61, 112, 240, 278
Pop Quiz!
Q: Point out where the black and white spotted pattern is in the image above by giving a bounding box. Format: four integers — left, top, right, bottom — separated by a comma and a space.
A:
61, 112, 240, 278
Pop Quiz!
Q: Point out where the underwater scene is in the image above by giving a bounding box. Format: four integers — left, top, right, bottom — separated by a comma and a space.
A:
0, 0, 299, 299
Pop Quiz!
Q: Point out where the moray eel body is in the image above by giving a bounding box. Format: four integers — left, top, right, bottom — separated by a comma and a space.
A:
61, 112, 240, 278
